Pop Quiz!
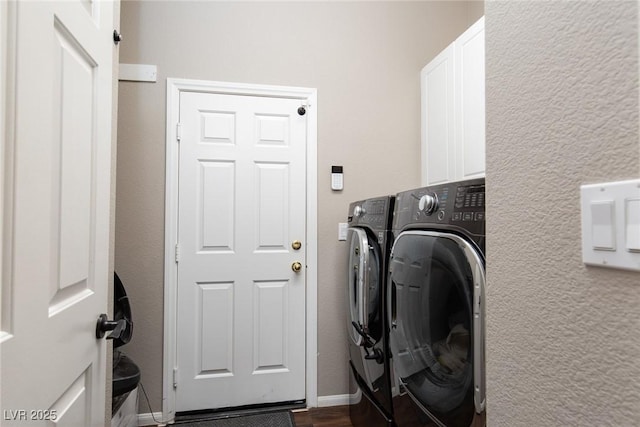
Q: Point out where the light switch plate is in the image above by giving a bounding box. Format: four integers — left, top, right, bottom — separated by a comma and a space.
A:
580, 179, 640, 272
589, 200, 616, 250
625, 199, 640, 251
338, 222, 348, 241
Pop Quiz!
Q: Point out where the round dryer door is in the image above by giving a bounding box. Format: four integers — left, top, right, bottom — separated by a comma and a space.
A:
388, 230, 485, 424
347, 228, 382, 346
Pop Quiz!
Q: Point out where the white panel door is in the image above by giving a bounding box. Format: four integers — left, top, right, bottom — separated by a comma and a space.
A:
1, 1, 115, 426
455, 16, 485, 180
176, 92, 307, 411
421, 44, 455, 186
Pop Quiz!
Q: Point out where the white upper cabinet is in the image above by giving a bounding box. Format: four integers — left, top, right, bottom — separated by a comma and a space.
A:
455, 17, 485, 181
421, 17, 485, 186
421, 44, 456, 186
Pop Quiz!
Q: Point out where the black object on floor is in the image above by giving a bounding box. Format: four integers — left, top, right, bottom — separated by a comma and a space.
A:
112, 272, 139, 402
174, 411, 295, 427
112, 350, 140, 397
111, 272, 141, 418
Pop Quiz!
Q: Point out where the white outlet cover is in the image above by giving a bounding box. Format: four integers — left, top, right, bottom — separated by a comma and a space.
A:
580, 179, 640, 272
338, 223, 348, 241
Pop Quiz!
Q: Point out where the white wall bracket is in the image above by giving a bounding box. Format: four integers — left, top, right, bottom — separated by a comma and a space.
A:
118, 63, 157, 82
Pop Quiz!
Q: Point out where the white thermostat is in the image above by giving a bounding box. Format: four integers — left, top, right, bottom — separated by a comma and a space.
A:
331, 166, 344, 191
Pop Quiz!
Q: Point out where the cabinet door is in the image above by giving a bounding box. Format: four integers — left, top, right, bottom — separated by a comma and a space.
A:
455, 17, 485, 180
421, 44, 455, 186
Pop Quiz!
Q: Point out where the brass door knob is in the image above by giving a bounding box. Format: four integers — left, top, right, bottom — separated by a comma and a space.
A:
292, 240, 302, 250
292, 262, 302, 272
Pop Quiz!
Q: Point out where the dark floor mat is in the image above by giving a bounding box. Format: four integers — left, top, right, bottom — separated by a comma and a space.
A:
174, 411, 295, 427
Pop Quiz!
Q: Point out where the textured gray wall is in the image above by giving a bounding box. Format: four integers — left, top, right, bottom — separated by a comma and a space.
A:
485, 1, 640, 425
116, 1, 481, 413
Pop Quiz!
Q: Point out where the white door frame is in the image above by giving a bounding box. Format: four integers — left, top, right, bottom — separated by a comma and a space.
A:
163, 78, 318, 423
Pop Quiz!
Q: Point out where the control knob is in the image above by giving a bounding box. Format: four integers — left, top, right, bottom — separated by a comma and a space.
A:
419, 193, 438, 215
353, 205, 366, 217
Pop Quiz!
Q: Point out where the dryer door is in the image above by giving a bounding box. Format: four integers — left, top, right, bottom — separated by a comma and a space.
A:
388, 230, 485, 426
347, 228, 382, 346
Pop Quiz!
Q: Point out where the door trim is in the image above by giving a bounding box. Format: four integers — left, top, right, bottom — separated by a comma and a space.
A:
0, 0, 14, 342
163, 78, 318, 423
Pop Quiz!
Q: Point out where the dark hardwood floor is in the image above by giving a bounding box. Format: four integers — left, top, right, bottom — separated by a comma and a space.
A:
292, 406, 353, 427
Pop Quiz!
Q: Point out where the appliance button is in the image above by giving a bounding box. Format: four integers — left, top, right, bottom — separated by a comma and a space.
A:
453, 212, 462, 221
475, 212, 485, 221
419, 193, 438, 215
463, 212, 474, 221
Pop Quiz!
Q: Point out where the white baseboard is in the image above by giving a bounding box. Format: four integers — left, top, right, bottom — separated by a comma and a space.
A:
138, 412, 166, 426
350, 389, 362, 405
317, 391, 360, 407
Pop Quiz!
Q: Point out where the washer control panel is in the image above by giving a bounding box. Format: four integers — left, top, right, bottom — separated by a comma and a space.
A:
348, 197, 394, 232
393, 178, 485, 233
452, 183, 485, 222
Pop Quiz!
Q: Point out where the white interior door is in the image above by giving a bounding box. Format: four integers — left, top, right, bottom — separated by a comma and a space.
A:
175, 91, 307, 411
1, 1, 116, 426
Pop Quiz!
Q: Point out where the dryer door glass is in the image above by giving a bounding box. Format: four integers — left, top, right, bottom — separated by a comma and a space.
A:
388, 231, 485, 425
347, 228, 382, 345
365, 241, 382, 342
347, 228, 368, 346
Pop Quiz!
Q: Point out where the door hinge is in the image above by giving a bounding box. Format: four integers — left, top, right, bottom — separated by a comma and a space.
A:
175, 243, 181, 263
173, 367, 178, 388
176, 123, 182, 142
